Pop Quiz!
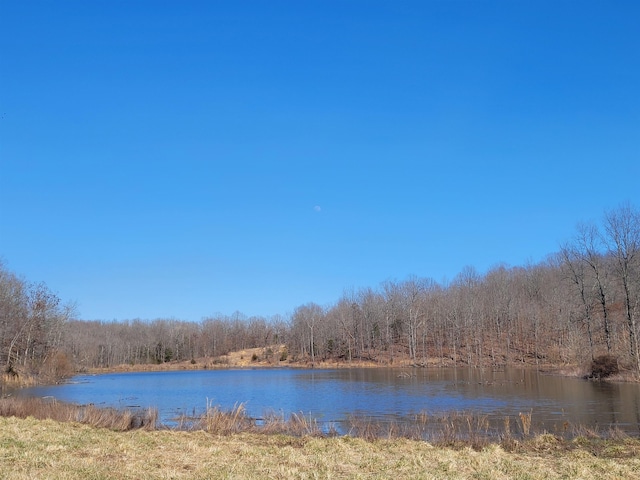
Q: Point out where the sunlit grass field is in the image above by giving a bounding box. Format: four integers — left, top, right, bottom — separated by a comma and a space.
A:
1, 415, 639, 480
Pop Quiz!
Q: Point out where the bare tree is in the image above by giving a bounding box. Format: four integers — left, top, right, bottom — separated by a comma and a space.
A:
291, 303, 323, 365
452, 267, 482, 366
574, 222, 614, 353
0, 263, 73, 377
481, 264, 515, 365
604, 203, 640, 375
560, 245, 596, 361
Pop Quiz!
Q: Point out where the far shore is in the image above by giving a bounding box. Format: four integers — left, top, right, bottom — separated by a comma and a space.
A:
82, 344, 566, 375
83, 355, 640, 384
4, 345, 638, 390
78, 345, 640, 382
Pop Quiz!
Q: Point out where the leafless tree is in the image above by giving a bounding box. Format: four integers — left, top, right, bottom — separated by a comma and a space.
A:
574, 223, 614, 353
560, 245, 596, 360
291, 303, 324, 365
604, 203, 640, 375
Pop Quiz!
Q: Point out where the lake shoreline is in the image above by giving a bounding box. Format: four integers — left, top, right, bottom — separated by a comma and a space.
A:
4, 353, 636, 395
82, 352, 639, 384
8, 365, 640, 442
82, 344, 564, 374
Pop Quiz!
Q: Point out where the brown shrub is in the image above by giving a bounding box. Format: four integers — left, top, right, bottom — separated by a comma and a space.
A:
40, 351, 75, 382
590, 355, 619, 379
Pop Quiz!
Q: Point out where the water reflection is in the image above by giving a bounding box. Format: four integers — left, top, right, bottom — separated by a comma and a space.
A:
16, 367, 640, 437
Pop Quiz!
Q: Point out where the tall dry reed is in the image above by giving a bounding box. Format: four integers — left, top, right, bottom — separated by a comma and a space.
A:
260, 410, 324, 436
194, 402, 255, 434
519, 410, 533, 437
2, 396, 633, 448
0, 396, 157, 431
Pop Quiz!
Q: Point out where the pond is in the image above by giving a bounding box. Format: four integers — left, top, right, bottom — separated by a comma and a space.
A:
17, 367, 640, 438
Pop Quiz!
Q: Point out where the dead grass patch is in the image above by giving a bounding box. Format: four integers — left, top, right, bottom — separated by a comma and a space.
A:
1, 416, 639, 480
4, 395, 638, 448
0, 396, 157, 431
1, 371, 37, 388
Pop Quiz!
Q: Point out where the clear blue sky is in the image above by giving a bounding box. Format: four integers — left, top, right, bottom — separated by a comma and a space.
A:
1, 1, 638, 322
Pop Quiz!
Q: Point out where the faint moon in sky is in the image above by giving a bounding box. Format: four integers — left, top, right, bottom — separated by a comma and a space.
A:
313, 205, 322, 212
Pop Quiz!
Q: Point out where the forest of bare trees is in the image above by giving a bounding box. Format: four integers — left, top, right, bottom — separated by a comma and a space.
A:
0, 263, 75, 380
2, 204, 639, 381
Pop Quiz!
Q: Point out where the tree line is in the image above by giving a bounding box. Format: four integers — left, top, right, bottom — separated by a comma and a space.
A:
2, 203, 639, 381
0, 263, 74, 380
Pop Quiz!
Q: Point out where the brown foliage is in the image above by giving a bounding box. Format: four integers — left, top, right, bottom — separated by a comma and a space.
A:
590, 355, 620, 379
40, 351, 75, 382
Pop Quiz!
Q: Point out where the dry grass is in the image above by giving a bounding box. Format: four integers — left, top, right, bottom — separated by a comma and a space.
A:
3, 395, 637, 445
1, 397, 639, 478
0, 396, 157, 431
167, 404, 524, 444
260, 409, 327, 437
179, 402, 254, 434
1, 371, 38, 388
175, 402, 327, 437
518, 409, 533, 437
1, 416, 639, 480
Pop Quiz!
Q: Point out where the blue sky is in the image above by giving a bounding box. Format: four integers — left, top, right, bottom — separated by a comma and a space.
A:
1, 1, 638, 321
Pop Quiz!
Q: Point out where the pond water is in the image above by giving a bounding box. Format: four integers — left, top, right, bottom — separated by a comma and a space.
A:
17, 367, 640, 437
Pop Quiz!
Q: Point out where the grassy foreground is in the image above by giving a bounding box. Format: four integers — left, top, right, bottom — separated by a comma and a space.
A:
1, 416, 639, 480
